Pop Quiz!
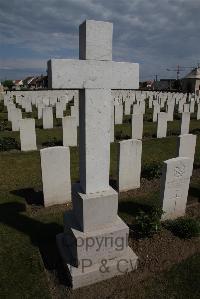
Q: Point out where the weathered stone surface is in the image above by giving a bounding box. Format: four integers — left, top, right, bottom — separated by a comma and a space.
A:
79, 89, 111, 194
57, 233, 138, 290
20, 118, 37, 151
79, 20, 113, 61
132, 114, 143, 139
110, 105, 115, 142
177, 134, 196, 162
181, 112, 190, 135
56, 102, 64, 118
63, 211, 129, 265
114, 104, 123, 124
153, 103, 160, 122
62, 116, 77, 147
11, 109, 22, 131
157, 112, 168, 138
54, 19, 139, 289
160, 157, 193, 221
40, 146, 71, 207
43, 107, 53, 129
48, 59, 139, 89
117, 139, 142, 191
72, 184, 118, 232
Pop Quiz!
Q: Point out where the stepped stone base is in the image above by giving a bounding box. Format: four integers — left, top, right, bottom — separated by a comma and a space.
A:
57, 233, 138, 289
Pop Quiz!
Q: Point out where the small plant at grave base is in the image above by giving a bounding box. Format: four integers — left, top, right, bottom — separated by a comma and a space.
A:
164, 217, 200, 239
141, 161, 163, 180
133, 207, 163, 238
42, 137, 62, 147
0, 137, 20, 151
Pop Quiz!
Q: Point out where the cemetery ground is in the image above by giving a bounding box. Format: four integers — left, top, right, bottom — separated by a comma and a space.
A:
0, 107, 200, 298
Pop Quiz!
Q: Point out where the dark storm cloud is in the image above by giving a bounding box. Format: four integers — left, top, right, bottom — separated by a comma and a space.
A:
0, 0, 200, 80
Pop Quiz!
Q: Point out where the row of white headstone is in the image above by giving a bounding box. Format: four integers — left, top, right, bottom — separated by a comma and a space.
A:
2, 92, 199, 151
17, 117, 77, 151
40, 132, 196, 213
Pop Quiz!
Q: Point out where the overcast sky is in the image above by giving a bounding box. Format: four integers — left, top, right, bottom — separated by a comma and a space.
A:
0, 0, 200, 81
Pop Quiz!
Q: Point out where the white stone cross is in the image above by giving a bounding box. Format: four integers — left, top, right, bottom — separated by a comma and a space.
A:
48, 20, 139, 194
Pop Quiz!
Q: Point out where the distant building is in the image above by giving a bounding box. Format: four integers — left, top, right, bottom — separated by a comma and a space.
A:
35, 75, 48, 89
181, 67, 200, 95
23, 76, 35, 88
140, 80, 154, 90
23, 75, 48, 89
152, 79, 176, 91
12, 79, 23, 90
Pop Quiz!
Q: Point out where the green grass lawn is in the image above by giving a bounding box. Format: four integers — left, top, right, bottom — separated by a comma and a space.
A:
141, 253, 200, 298
0, 107, 200, 298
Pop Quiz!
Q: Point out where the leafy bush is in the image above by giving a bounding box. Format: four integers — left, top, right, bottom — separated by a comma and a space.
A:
141, 161, 163, 180
133, 207, 163, 238
0, 137, 20, 151
165, 217, 200, 239
42, 137, 62, 147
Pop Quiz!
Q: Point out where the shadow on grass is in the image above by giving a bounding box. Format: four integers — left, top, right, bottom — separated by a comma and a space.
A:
0, 201, 70, 287
11, 188, 44, 206
109, 178, 118, 191
188, 186, 200, 203
119, 200, 155, 218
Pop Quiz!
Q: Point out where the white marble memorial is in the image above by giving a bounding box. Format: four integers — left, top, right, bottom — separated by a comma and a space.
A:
20, 119, 37, 151
160, 157, 193, 220
177, 134, 196, 162
55, 20, 138, 289
40, 146, 71, 207
132, 114, 143, 139
62, 116, 77, 147
181, 112, 190, 135
43, 107, 53, 129
117, 139, 142, 191
157, 112, 168, 138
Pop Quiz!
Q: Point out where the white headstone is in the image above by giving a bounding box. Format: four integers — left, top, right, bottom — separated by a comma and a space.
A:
20, 119, 37, 151
132, 114, 143, 139
43, 107, 53, 129
177, 134, 196, 162
62, 116, 77, 147
114, 104, 123, 124
157, 112, 168, 138
160, 157, 193, 220
181, 112, 190, 135
118, 139, 142, 191
40, 146, 71, 207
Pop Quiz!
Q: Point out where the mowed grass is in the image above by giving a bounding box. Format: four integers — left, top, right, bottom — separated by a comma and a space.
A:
0, 107, 200, 298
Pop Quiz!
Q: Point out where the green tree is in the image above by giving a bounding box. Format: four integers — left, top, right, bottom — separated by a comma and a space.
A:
2, 80, 14, 90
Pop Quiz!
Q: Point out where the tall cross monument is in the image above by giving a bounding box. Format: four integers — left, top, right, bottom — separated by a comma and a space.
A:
49, 20, 139, 289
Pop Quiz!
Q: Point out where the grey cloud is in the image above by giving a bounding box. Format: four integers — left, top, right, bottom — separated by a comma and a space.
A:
0, 0, 200, 80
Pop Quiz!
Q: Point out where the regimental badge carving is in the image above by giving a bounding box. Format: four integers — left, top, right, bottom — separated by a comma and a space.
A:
174, 163, 185, 178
